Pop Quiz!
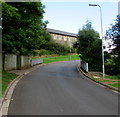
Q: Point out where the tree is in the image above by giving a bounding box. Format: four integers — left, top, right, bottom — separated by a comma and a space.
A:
75, 21, 102, 71
45, 40, 69, 55
2, 2, 51, 55
105, 15, 120, 75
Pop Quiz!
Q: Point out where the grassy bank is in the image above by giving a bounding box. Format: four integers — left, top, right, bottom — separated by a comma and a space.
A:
43, 54, 80, 64
105, 75, 120, 80
2, 71, 17, 95
90, 75, 120, 89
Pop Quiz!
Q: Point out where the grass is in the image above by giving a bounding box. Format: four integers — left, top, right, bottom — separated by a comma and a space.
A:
91, 75, 120, 89
109, 83, 120, 88
32, 54, 59, 59
2, 71, 17, 95
43, 54, 80, 64
105, 75, 120, 80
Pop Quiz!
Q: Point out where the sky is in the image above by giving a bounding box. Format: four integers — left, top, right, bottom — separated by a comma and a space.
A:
42, 1, 118, 38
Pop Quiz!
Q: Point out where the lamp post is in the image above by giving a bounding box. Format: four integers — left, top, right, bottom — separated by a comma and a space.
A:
89, 4, 105, 79
69, 39, 71, 60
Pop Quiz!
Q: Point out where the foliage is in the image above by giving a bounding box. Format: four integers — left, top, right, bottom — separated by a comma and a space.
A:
105, 15, 120, 75
2, 2, 71, 56
2, 2, 51, 55
33, 49, 52, 56
33, 40, 71, 56
105, 74, 120, 80
45, 40, 70, 55
104, 51, 120, 75
75, 21, 102, 71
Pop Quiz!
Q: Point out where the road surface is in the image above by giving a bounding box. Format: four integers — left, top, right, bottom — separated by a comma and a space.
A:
8, 60, 118, 115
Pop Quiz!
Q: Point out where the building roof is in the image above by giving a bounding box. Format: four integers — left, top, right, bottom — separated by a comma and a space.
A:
47, 28, 77, 37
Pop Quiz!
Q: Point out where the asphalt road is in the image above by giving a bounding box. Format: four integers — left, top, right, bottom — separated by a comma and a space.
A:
8, 60, 118, 115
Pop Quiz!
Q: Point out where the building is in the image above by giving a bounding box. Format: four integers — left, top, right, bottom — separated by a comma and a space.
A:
47, 28, 77, 47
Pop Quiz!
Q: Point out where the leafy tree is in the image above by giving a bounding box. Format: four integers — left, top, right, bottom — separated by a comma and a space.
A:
2, 2, 51, 55
106, 15, 120, 57
45, 40, 69, 55
75, 21, 102, 71
105, 15, 120, 75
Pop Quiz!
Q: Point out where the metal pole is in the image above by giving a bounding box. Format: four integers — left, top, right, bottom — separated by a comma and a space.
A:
69, 39, 71, 60
98, 5, 105, 79
89, 4, 105, 78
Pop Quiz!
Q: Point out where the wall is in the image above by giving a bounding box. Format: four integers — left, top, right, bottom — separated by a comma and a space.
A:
3, 54, 43, 71
17, 55, 31, 70
50, 33, 77, 47
31, 58, 43, 66
80, 60, 88, 72
21, 55, 31, 69
4, 54, 17, 71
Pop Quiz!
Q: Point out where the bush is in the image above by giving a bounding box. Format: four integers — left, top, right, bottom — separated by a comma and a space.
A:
39, 49, 51, 56
104, 51, 120, 75
33, 49, 52, 56
45, 41, 70, 55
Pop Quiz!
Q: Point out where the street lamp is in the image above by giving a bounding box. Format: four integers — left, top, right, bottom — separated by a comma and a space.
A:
89, 4, 105, 79
69, 39, 71, 60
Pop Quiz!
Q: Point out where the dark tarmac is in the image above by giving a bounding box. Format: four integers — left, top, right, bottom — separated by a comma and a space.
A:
8, 60, 118, 115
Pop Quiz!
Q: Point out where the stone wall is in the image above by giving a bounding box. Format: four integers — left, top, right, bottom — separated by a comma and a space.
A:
50, 33, 77, 47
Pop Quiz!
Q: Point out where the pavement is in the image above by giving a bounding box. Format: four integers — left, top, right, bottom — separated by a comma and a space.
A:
5, 60, 119, 115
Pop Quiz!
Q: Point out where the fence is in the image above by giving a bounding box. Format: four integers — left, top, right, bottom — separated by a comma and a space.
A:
80, 60, 88, 72
2, 54, 43, 71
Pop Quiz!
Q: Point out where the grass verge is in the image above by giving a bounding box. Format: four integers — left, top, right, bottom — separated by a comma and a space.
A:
43, 54, 80, 64
2, 71, 17, 95
105, 75, 120, 80
90, 75, 120, 89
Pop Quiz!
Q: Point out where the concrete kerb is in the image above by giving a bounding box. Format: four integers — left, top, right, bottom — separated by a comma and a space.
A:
0, 63, 47, 116
1, 75, 24, 116
77, 63, 120, 93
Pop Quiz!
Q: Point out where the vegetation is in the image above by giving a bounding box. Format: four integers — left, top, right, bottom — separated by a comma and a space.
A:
2, 71, 17, 95
74, 21, 102, 71
2, 2, 50, 55
2, 2, 71, 56
88, 74, 120, 89
43, 54, 80, 64
93, 78, 120, 89
105, 75, 120, 80
108, 84, 120, 89
105, 15, 120, 75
